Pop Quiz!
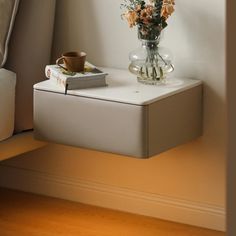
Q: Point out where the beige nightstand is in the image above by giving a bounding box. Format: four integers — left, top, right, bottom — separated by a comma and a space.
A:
33, 68, 202, 158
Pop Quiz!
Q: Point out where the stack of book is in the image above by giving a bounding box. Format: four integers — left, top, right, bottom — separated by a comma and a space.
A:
45, 62, 108, 94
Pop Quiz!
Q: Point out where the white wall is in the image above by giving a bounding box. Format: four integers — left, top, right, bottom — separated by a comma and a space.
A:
1, 0, 226, 231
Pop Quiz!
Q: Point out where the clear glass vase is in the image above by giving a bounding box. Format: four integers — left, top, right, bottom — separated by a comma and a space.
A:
129, 34, 174, 85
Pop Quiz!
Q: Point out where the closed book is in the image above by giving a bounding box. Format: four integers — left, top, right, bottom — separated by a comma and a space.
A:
45, 63, 108, 91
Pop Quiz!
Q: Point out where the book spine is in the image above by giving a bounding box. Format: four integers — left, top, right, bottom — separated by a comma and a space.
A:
45, 66, 67, 87
50, 74, 67, 88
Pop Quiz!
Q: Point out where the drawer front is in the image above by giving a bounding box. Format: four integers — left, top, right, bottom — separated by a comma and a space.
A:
34, 90, 148, 158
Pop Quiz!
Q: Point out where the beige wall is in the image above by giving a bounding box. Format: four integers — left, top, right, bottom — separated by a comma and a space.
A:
1, 0, 226, 230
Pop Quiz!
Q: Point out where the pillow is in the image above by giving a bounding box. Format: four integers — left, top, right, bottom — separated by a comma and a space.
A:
0, 0, 19, 68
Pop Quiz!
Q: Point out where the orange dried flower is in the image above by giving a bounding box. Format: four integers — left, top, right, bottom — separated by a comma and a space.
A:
161, 0, 175, 19
121, 0, 176, 39
124, 10, 138, 28
140, 5, 154, 24
135, 4, 142, 12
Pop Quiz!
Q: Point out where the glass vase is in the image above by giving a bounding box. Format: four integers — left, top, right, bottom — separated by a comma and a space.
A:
129, 34, 174, 85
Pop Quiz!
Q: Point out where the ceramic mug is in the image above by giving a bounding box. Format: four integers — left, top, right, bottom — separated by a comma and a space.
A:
56, 51, 86, 72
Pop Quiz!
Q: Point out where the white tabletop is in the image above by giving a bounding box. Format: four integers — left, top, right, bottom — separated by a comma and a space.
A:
34, 67, 202, 106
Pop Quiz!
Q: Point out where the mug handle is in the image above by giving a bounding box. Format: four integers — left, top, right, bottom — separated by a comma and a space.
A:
56, 57, 67, 71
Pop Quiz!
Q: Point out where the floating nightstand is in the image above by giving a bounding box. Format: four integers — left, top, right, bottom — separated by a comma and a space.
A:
33, 68, 202, 158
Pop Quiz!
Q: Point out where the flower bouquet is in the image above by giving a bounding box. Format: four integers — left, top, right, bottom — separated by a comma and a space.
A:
121, 0, 175, 84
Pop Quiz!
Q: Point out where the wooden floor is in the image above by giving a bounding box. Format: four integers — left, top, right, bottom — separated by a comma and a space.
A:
0, 188, 225, 236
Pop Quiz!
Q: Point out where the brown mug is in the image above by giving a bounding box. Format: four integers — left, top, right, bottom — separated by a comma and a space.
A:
56, 51, 86, 72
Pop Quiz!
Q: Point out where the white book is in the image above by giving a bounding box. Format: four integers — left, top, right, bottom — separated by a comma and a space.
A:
45, 62, 108, 92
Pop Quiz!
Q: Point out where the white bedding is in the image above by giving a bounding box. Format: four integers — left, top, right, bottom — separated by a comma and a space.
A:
0, 68, 16, 141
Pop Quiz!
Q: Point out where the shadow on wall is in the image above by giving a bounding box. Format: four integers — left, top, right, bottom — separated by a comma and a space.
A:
165, 0, 226, 149
52, 0, 104, 64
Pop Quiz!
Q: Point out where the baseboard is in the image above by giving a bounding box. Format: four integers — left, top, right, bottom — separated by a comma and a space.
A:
0, 164, 225, 231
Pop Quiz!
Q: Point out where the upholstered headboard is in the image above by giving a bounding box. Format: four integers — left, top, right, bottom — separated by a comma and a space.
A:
5, 0, 56, 133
